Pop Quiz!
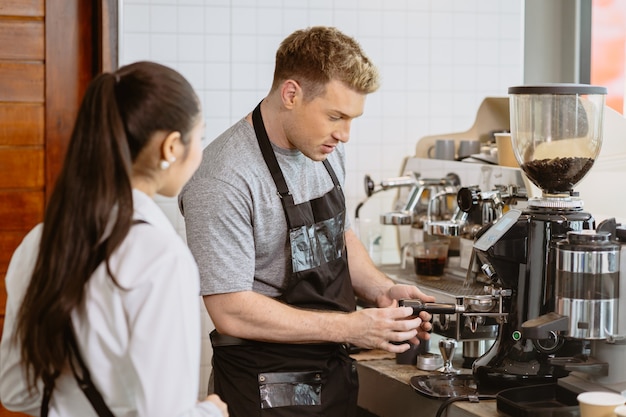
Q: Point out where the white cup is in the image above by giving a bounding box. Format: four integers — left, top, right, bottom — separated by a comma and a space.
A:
615, 405, 626, 417
428, 139, 455, 160
577, 391, 625, 417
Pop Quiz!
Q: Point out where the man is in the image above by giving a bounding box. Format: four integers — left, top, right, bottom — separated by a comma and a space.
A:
179, 26, 435, 417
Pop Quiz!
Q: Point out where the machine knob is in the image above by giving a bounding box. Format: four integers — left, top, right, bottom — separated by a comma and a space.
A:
364, 175, 375, 197
457, 186, 480, 213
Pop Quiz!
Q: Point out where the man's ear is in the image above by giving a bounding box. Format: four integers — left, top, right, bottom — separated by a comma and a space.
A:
280, 79, 301, 109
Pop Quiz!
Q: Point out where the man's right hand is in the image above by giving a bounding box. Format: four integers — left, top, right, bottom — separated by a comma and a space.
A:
343, 305, 426, 352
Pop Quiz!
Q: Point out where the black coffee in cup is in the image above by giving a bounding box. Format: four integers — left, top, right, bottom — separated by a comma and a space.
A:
414, 256, 446, 276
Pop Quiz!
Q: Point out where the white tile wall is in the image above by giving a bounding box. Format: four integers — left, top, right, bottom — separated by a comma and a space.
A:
120, 0, 524, 399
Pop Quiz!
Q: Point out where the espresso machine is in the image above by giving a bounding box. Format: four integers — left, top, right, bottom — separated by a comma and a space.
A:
469, 84, 608, 390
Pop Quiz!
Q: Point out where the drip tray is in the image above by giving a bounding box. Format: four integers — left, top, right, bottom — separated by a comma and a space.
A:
496, 383, 580, 417
410, 374, 479, 399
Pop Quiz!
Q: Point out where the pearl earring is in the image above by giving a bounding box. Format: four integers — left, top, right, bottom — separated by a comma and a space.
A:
159, 157, 176, 170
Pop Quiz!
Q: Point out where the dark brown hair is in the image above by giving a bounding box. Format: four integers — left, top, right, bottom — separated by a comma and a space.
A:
271, 26, 380, 100
15, 61, 200, 392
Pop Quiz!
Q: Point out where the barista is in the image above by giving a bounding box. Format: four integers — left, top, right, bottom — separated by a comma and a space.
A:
179, 26, 435, 417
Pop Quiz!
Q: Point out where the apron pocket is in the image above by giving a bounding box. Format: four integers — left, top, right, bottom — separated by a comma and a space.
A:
258, 370, 323, 409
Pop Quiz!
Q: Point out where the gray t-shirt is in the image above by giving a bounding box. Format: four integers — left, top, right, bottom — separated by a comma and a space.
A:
179, 118, 347, 297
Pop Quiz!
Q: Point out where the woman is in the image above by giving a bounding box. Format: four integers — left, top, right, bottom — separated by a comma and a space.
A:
0, 61, 228, 417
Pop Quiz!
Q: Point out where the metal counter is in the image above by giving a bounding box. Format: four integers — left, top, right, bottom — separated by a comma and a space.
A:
379, 261, 488, 304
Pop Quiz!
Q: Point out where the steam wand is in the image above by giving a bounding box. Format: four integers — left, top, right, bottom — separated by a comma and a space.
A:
355, 173, 419, 219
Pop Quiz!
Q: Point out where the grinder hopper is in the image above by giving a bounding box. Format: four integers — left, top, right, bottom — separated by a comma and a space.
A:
508, 84, 607, 201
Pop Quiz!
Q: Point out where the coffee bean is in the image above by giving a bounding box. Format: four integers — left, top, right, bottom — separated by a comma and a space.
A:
521, 157, 594, 193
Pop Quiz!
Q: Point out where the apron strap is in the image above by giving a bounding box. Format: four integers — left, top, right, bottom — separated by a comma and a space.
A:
251, 102, 342, 225
66, 329, 116, 417
40, 328, 115, 417
252, 103, 295, 207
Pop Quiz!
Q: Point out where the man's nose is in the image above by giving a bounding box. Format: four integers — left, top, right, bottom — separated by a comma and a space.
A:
334, 120, 351, 143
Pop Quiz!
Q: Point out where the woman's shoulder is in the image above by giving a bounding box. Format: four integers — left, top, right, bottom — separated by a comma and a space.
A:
17, 223, 43, 248
5, 224, 43, 288
125, 220, 191, 262
112, 221, 198, 288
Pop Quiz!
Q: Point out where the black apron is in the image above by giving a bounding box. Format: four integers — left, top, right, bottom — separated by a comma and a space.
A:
210, 103, 358, 417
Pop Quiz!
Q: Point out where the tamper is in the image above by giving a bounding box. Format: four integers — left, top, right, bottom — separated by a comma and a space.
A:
437, 338, 460, 374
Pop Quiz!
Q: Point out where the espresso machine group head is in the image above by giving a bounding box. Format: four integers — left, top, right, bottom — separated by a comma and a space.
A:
375, 172, 461, 227
470, 84, 608, 390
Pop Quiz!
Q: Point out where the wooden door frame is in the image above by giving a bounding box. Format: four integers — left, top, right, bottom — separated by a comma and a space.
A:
44, 0, 118, 198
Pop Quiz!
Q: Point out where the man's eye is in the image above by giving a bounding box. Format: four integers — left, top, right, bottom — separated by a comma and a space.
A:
330, 116, 341, 121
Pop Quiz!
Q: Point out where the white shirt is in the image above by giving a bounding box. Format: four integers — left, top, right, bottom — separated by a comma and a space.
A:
0, 190, 222, 417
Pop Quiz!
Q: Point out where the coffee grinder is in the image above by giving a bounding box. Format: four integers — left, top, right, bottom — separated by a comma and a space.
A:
470, 84, 608, 390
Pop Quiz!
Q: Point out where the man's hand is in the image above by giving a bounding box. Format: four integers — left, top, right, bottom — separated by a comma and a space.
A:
376, 284, 435, 342
342, 305, 431, 353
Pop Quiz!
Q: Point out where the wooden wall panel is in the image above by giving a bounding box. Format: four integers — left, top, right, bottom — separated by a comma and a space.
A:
0, 191, 43, 230
45, 0, 95, 196
0, 103, 44, 146
0, 19, 44, 60
0, 0, 44, 17
0, 149, 44, 189
0, 63, 44, 103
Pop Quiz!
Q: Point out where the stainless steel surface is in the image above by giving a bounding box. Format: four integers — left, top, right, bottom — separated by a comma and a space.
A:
438, 338, 460, 374
379, 173, 460, 226
417, 352, 444, 371
380, 211, 413, 225
426, 188, 458, 219
380, 175, 418, 190
464, 295, 496, 313
400, 299, 465, 315
426, 219, 463, 236
364, 173, 418, 197
380, 264, 487, 305
555, 230, 619, 340
462, 340, 490, 358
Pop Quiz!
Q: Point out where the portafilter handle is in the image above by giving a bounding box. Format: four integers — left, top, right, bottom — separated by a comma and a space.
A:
399, 299, 465, 315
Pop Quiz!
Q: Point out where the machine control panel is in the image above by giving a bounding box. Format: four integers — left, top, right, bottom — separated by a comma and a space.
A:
473, 209, 522, 252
